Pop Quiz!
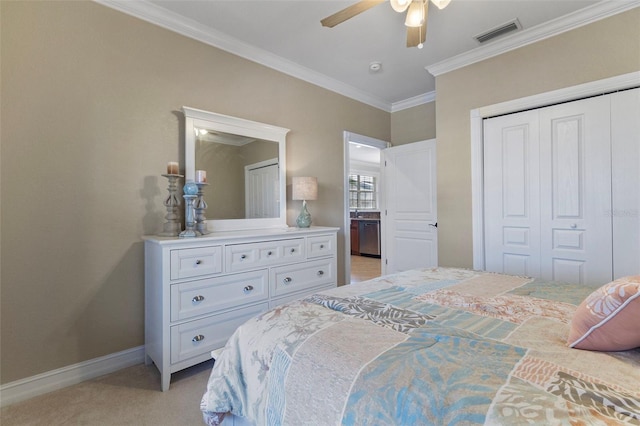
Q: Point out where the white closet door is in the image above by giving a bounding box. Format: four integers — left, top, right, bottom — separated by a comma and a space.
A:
611, 88, 640, 278
539, 96, 612, 285
484, 111, 541, 277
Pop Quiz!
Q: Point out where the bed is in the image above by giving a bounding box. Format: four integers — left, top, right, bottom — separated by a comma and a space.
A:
200, 267, 640, 425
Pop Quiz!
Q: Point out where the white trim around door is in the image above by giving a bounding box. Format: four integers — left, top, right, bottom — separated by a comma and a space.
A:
470, 71, 640, 270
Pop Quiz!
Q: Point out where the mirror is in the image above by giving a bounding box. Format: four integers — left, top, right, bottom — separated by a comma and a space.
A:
183, 106, 289, 232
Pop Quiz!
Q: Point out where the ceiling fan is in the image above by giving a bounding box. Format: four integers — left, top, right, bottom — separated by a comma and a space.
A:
320, 0, 451, 48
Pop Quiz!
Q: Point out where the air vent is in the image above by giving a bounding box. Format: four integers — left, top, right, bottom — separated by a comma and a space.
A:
474, 19, 521, 44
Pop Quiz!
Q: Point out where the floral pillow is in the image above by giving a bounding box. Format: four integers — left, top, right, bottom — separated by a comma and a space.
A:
567, 276, 640, 351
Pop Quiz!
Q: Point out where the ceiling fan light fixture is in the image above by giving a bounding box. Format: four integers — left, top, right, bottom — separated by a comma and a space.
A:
430, 0, 451, 10
405, 0, 425, 27
390, 0, 411, 13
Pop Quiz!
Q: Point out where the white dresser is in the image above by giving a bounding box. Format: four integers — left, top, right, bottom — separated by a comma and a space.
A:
144, 226, 339, 391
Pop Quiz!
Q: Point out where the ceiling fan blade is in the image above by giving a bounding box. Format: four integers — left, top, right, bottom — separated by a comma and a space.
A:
406, 1, 428, 47
321, 0, 386, 28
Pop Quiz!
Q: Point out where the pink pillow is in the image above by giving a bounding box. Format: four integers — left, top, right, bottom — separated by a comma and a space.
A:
567, 276, 640, 351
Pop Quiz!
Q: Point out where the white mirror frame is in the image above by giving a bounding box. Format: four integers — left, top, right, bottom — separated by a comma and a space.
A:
183, 106, 289, 232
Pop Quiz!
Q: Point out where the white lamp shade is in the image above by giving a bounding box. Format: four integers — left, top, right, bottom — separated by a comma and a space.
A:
292, 177, 318, 201
430, 0, 451, 10
405, 0, 426, 27
390, 0, 411, 13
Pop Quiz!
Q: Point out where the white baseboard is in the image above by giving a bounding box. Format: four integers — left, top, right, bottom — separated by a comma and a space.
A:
0, 346, 145, 407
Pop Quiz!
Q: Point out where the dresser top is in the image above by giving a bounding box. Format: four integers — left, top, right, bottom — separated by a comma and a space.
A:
143, 226, 339, 246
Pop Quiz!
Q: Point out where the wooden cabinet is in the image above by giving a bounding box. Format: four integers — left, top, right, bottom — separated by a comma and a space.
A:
144, 226, 338, 391
350, 220, 359, 255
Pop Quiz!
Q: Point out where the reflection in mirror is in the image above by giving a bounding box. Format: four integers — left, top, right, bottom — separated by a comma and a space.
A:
194, 128, 279, 219
183, 107, 289, 232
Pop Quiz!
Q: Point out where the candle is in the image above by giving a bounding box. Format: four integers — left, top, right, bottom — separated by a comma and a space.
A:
195, 170, 207, 183
167, 162, 179, 175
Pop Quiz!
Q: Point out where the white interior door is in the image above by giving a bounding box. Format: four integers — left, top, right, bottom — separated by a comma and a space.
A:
382, 140, 437, 275
539, 96, 612, 285
611, 88, 640, 278
484, 110, 541, 277
245, 159, 279, 218
484, 95, 614, 285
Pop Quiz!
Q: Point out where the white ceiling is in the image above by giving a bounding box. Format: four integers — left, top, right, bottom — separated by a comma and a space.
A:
99, 0, 638, 111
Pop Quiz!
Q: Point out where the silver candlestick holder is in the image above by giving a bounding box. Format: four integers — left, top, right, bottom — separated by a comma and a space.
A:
180, 181, 199, 238
195, 182, 211, 235
159, 174, 183, 236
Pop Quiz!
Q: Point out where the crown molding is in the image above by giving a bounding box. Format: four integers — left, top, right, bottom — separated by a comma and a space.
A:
427, 0, 640, 77
95, 0, 637, 113
391, 91, 436, 112
94, 0, 392, 112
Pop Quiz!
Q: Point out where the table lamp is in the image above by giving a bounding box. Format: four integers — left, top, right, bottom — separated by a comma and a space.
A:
292, 177, 318, 228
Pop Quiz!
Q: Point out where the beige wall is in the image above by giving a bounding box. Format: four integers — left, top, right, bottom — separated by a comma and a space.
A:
436, 9, 640, 268
391, 101, 436, 145
0, 1, 390, 383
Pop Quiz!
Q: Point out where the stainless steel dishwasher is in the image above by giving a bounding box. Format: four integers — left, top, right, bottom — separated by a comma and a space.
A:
358, 220, 381, 257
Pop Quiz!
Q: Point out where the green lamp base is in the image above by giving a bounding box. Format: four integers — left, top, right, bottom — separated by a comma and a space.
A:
296, 200, 312, 228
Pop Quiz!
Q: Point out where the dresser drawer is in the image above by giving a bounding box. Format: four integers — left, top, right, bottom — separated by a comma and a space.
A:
170, 246, 222, 280
170, 302, 268, 364
306, 234, 337, 259
270, 258, 336, 299
170, 270, 268, 322
225, 238, 305, 272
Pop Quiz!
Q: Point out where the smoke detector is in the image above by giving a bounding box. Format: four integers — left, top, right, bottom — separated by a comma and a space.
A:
369, 61, 382, 73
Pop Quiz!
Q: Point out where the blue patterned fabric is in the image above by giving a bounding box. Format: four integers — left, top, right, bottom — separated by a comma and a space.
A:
201, 268, 640, 426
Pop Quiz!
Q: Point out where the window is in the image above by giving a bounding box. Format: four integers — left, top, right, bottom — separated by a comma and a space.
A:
349, 174, 377, 210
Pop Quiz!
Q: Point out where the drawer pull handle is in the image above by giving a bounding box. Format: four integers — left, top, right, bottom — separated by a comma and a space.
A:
240, 254, 247, 260
243, 285, 254, 294
195, 260, 202, 265
317, 270, 325, 276
192, 295, 205, 303
267, 251, 273, 256
283, 277, 292, 284
320, 244, 324, 249
192, 334, 205, 343
290, 248, 295, 254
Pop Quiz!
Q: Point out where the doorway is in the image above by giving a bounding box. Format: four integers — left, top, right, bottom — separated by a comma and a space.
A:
343, 132, 390, 285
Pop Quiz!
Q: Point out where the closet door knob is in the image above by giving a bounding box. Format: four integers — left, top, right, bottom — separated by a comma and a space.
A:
243, 285, 254, 294
192, 295, 205, 303
283, 277, 292, 284
192, 334, 205, 343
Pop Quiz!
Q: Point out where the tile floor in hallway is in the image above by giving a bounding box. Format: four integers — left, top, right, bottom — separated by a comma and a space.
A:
350, 255, 381, 283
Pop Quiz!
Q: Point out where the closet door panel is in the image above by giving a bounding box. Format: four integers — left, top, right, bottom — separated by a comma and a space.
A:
611, 88, 640, 278
484, 111, 540, 277
539, 96, 612, 285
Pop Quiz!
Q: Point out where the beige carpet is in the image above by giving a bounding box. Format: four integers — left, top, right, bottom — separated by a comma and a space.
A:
1, 359, 214, 426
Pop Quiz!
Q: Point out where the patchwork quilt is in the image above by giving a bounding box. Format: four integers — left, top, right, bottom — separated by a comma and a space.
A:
201, 268, 640, 425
